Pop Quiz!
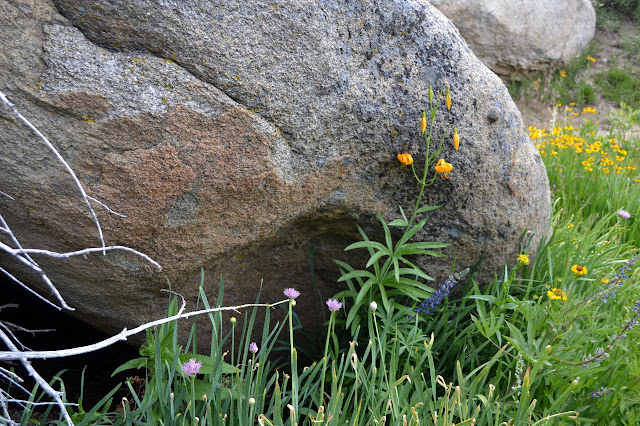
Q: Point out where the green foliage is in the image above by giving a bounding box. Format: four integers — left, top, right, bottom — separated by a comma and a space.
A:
20, 369, 120, 425
334, 84, 453, 336
596, 0, 640, 23
594, 68, 640, 109
15, 86, 640, 425
508, 46, 599, 107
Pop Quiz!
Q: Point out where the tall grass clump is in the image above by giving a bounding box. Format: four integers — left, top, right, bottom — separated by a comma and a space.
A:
16, 90, 640, 425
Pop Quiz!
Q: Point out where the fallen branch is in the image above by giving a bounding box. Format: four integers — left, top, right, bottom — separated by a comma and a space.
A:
0, 90, 106, 254
0, 298, 288, 361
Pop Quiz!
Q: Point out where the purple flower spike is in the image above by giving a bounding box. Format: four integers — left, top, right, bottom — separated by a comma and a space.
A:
249, 342, 258, 354
182, 358, 202, 376
283, 288, 301, 299
618, 210, 631, 219
326, 298, 342, 312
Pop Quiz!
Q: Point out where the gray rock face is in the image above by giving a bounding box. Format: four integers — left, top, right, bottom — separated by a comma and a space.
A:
1, 0, 550, 337
428, 0, 596, 78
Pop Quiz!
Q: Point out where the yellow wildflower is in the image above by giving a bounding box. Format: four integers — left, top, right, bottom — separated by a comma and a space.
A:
560, 70, 567, 78
571, 264, 588, 276
567, 224, 574, 229
397, 153, 413, 166
587, 56, 596, 62
434, 159, 453, 179
617, 156, 625, 162
547, 288, 567, 301
518, 254, 530, 265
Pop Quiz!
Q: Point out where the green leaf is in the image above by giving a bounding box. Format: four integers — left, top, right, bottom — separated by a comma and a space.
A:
394, 266, 433, 281
396, 217, 428, 248
366, 248, 391, 268
392, 256, 400, 282
378, 214, 394, 252
466, 294, 497, 303
415, 204, 443, 214
398, 241, 449, 250
337, 269, 376, 282
344, 240, 388, 252
388, 219, 408, 227
111, 357, 147, 376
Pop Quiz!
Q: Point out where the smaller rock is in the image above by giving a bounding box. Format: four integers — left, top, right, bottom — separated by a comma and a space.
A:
429, 0, 596, 79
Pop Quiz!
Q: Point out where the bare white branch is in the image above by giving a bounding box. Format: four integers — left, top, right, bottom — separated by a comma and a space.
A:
0, 321, 31, 351
1, 87, 165, 426
0, 367, 26, 389
87, 196, 127, 218
1, 320, 55, 335
0, 214, 38, 267
0, 246, 75, 311
0, 304, 19, 311
0, 329, 74, 425
0, 90, 106, 254
1, 396, 78, 407
0, 267, 64, 311
2, 244, 162, 271
0, 298, 288, 361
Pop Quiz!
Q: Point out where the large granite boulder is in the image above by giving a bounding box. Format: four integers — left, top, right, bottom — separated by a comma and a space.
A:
0, 0, 551, 338
428, 0, 596, 78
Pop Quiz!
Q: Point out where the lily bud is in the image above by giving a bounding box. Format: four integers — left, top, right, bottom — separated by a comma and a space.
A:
453, 128, 459, 151
446, 89, 451, 110
420, 110, 427, 135
428, 85, 433, 103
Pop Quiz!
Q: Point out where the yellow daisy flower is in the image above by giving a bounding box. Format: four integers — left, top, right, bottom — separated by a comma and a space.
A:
548, 288, 567, 301
571, 264, 588, 276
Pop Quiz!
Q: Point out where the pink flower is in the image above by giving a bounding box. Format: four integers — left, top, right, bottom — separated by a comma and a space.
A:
618, 210, 631, 219
249, 342, 258, 354
326, 298, 342, 312
283, 288, 301, 299
182, 358, 202, 376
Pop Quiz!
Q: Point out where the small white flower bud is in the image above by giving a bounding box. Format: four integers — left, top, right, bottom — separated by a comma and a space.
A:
230, 316, 237, 324
369, 301, 377, 311
249, 397, 256, 406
